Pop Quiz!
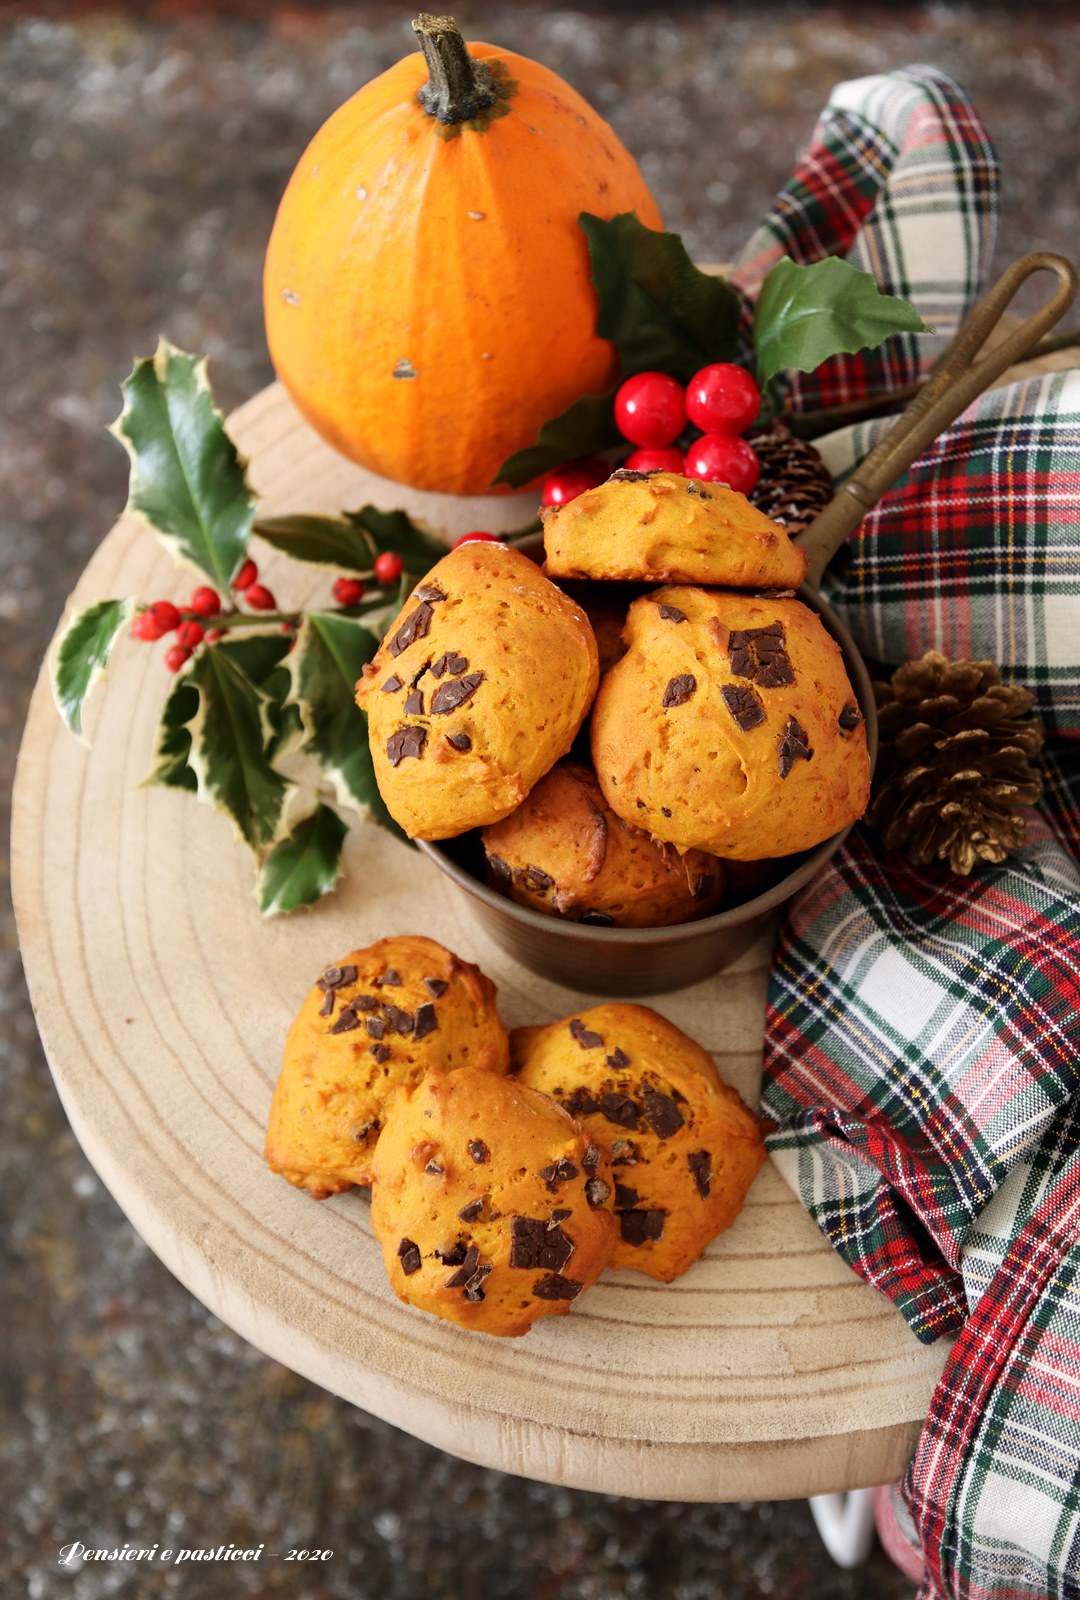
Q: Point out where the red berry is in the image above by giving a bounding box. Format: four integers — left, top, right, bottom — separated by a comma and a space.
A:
163, 644, 192, 673
685, 363, 761, 437
684, 433, 761, 496
451, 531, 504, 549
189, 586, 221, 617
540, 456, 608, 508
374, 551, 404, 585
243, 583, 276, 611
205, 628, 224, 644
148, 600, 181, 633
623, 446, 686, 475
233, 559, 258, 591
176, 620, 205, 649
614, 372, 686, 448
132, 612, 164, 642
332, 576, 366, 606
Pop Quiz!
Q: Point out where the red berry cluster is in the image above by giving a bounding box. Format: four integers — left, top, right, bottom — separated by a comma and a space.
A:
130, 561, 281, 670
540, 362, 763, 508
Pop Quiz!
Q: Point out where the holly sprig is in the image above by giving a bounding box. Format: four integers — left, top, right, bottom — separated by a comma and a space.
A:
49, 338, 463, 915
494, 213, 929, 487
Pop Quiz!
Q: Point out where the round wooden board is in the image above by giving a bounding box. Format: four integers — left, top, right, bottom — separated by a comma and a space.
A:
12, 381, 951, 1503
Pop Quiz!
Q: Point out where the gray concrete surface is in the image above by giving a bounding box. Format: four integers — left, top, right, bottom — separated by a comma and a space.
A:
5, 5, 1080, 1596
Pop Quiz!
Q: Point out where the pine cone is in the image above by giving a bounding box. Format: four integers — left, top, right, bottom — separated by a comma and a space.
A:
867, 652, 1045, 876
749, 420, 834, 536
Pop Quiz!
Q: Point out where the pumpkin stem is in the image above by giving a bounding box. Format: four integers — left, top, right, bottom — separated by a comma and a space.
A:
413, 14, 499, 124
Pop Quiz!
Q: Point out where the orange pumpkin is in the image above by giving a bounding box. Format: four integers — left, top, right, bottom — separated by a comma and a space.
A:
263, 14, 662, 496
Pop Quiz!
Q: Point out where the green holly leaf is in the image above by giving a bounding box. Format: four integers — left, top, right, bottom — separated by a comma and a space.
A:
258, 802, 348, 916
142, 676, 199, 791
494, 389, 620, 490
754, 257, 930, 391
50, 597, 133, 741
581, 211, 742, 381
255, 506, 445, 575
287, 610, 406, 839
110, 339, 254, 589
185, 645, 289, 849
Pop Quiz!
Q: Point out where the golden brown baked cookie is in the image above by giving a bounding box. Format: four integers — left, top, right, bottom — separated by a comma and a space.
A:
480, 760, 725, 927
370, 1067, 617, 1337
265, 936, 509, 1199
356, 543, 599, 840
542, 469, 809, 588
512, 1004, 766, 1282
591, 587, 870, 859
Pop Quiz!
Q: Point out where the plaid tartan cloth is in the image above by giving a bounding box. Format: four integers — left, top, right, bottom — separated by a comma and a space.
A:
738, 68, 1080, 1599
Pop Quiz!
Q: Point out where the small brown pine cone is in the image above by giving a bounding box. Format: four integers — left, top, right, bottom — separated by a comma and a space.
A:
866, 651, 1045, 876
749, 420, 834, 536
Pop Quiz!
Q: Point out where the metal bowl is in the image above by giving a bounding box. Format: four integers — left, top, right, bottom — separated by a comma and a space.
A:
416, 547, 877, 995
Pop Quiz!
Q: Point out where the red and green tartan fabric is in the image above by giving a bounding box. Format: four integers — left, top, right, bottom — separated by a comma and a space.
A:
743, 67, 1080, 1600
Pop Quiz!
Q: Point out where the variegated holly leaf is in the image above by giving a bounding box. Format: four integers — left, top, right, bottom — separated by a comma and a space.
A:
754, 256, 930, 390
258, 802, 348, 915
255, 505, 445, 575
110, 339, 254, 589
142, 676, 199, 791
185, 644, 289, 848
50, 597, 133, 742
287, 610, 405, 838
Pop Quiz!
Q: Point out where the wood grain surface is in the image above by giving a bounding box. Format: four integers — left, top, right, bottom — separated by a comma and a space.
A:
11, 381, 953, 1503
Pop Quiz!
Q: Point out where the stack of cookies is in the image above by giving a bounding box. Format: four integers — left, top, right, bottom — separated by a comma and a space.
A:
355, 470, 870, 927
266, 936, 766, 1336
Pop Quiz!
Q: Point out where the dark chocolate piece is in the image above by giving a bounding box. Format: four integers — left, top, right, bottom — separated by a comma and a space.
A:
658, 604, 687, 623
582, 1143, 602, 1175
524, 865, 554, 892
437, 1241, 468, 1267
424, 977, 449, 998
661, 806, 672, 818
413, 1002, 439, 1040
608, 468, 656, 482
376, 968, 401, 987
431, 650, 470, 679
319, 963, 358, 990
687, 1150, 712, 1199
488, 855, 512, 883
585, 1178, 612, 1208
692, 874, 715, 900
619, 1209, 666, 1246
614, 1183, 640, 1210
388, 601, 434, 658
319, 988, 335, 1017
431, 671, 484, 715
610, 1139, 638, 1165
509, 1217, 574, 1273
643, 1089, 685, 1140
329, 1008, 360, 1035
532, 1274, 583, 1301
425, 1159, 444, 1176
838, 702, 862, 731
397, 1238, 422, 1276
662, 674, 697, 709
468, 1139, 490, 1165
370, 1043, 391, 1064
606, 1047, 631, 1070
352, 993, 378, 1012
458, 1198, 483, 1223
386, 725, 427, 766
447, 732, 472, 751
569, 1018, 604, 1051
548, 1209, 572, 1228
598, 1093, 639, 1130
381, 675, 404, 694
580, 910, 615, 926
721, 683, 767, 732
778, 717, 813, 779
728, 622, 794, 688
538, 1159, 579, 1193
565, 1088, 599, 1118
403, 688, 424, 716
383, 1005, 415, 1036
413, 584, 446, 604
463, 1263, 492, 1302
445, 1245, 481, 1287
365, 1016, 386, 1040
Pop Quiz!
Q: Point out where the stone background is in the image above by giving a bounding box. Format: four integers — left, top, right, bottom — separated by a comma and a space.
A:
4, 4, 1080, 1597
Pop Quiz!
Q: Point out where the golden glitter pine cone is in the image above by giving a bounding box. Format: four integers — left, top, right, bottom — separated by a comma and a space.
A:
867, 651, 1044, 876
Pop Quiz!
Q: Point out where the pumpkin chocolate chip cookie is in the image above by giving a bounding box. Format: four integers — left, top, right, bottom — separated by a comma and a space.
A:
356, 542, 599, 839
265, 935, 509, 1199
590, 587, 869, 859
511, 1003, 766, 1282
480, 760, 725, 927
542, 469, 809, 589
369, 1067, 617, 1336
